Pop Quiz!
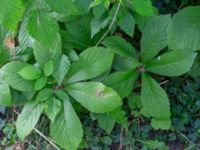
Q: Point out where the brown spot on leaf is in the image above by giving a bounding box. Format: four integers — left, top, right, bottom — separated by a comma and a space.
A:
4, 37, 15, 49
95, 89, 105, 97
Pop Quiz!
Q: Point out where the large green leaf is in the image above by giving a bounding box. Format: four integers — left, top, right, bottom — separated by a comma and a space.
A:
53, 55, 71, 85
46, 0, 79, 17
0, 0, 26, 31
168, 6, 200, 51
28, 11, 61, 64
16, 101, 44, 140
132, 0, 154, 17
1, 61, 35, 91
141, 15, 171, 62
0, 78, 12, 106
141, 74, 170, 119
104, 70, 138, 98
63, 15, 92, 50
146, 50, 197, 76
65, 47, 114, 84
102, 36, 136, 58
50, 95, 83, 150
66, 82, 122, 113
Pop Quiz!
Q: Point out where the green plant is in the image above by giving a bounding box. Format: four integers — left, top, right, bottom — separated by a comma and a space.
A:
102, 12, 197, 130
0, 0, 200, 149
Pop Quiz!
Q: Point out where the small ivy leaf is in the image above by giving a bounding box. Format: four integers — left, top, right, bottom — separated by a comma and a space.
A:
151, 118, 171, 130
34, 76, 47, 90
43, 60, 54, 76
36, 88, 53, 102
18, 65, 42, 80
16, 101, 44, 140
66, 82, 122, 113
45, 97, 61, 123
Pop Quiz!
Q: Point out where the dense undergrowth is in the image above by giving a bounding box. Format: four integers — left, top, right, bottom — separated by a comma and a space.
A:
0, 0, 200, 149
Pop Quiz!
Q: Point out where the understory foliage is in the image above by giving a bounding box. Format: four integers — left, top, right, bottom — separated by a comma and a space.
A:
0, 0, 200, 149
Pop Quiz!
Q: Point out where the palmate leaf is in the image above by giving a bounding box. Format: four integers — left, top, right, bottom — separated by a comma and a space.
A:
1, 61, 35, 92
16, 101, 44, 140
168, 6, 200, 51
146, 50, 197, 76
65, 47, 114, 84
141, 15, 171, 63
66, 82, 122, 113
0, 0, 26, 31
141, 74, 170, 121
50, 93, 83, 150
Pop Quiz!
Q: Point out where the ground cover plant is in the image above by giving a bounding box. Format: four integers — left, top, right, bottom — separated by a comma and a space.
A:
0, 0, 200, 149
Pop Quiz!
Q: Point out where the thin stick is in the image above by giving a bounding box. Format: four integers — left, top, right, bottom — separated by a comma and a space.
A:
160, 80, 169, 85
118, 127, 124, 150
13, 109, 60, 150
96, 0, 122, 46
